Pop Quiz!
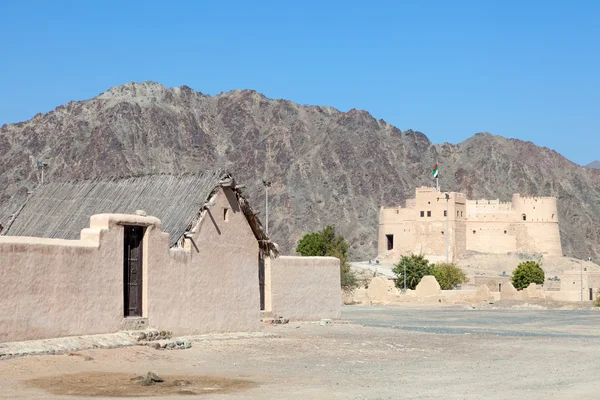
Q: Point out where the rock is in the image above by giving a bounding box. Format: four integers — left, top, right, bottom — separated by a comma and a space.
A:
147, 372, 164, 383
320, 319, 333, 326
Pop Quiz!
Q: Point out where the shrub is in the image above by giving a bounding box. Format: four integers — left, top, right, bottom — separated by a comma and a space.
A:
431, 263, 468, 290
296, 225, 358, 291
392, 254, 432, 290
595, 290, 600, 307
511, 261, 545, 290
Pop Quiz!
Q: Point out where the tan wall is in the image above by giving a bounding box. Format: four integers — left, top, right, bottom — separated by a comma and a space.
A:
466, 221, 516, 254
472, 275, 512, 292
377, 208, 415, 255
0, 187, 262, 343
148, 188, 261, 335
266, 256, 341, 320
0, 221, 125, 343
516, 222, 562, 256
560, 269, 600, 300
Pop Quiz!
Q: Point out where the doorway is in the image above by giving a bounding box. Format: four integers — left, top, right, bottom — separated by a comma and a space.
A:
124, 225, 144, 317
386, 234, 394, 251
258, 254, 266, 311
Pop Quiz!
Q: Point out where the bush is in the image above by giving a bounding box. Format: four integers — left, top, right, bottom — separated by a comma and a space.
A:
431, 263, 468, 290
296, 225, 358, 291
595, 290, 600, 307
511, 261, 545, 290
392, 254, 432, 290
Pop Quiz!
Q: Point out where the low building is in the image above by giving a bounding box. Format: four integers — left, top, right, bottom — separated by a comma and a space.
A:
0, 171, 341, 343
378, 187, 562, 262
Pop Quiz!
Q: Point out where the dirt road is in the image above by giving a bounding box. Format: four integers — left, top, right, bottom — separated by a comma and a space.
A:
1, 305, 599, 399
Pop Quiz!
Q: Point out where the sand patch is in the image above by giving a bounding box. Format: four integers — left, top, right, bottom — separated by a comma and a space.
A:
27, 371, 257, 397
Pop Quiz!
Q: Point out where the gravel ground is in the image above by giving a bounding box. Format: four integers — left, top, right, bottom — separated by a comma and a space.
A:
1, 305, 599, 399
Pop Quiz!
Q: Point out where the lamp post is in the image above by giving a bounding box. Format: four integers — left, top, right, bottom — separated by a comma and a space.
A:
445, 192, 450, 264
581, 259, 583, 302
403, 258, 407, 294
262, 179, 271, 235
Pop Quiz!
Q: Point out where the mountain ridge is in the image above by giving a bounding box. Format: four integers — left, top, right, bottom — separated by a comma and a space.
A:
1, 81, 599, 260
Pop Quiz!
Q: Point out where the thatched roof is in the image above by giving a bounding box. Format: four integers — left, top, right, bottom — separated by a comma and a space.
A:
1, 171, 277, 257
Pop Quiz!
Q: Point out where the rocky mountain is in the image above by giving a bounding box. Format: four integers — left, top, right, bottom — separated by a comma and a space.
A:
585, 161, 600, 169
1, 81, 600, 260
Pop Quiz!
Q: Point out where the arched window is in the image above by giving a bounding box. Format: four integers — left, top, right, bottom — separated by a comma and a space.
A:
522, 214, 527, 221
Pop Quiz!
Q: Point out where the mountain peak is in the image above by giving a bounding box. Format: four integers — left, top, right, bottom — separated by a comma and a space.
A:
585, 161, 600, 169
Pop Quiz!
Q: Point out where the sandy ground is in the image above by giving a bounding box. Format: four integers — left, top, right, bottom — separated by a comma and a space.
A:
1, 305, 600, 399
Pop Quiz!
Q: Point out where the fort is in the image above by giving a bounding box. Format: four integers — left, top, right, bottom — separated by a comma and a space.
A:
378, 187, 562, 262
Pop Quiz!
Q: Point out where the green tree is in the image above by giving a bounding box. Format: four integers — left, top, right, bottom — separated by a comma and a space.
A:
431, 263, 468, 290
296, 225, 357, 291
392, 254, 433, 290
511, 261, 545, 290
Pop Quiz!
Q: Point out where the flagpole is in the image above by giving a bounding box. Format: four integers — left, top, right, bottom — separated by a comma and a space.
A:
436, 161, 439, 192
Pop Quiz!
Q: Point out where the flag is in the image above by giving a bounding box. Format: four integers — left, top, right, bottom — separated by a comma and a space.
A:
432, 162, 439, 178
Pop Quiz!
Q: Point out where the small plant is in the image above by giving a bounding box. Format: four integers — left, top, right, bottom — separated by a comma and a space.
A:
431, 263, 468, 290
296, 225, 358, 291
595, 290, 600, 307
511, 261, 545, 290
392, 254, 432, 290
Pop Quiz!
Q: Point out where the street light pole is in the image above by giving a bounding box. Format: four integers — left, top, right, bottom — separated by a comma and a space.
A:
581, 259, 583, 302
262, 179, 271, 236
403, 259, 406, 294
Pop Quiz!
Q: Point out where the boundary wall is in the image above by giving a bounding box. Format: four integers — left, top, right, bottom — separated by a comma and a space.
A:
265, 256, 341, 320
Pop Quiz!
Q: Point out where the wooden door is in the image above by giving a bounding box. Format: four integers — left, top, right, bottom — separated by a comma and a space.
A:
124, 226, 144, 317
258, 254, 265, 311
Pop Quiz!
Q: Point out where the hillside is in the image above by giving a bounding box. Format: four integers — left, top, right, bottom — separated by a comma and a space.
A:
1, 81, 600, 260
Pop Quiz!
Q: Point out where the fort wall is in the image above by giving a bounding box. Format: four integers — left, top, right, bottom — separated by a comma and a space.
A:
379, 188, 562, 261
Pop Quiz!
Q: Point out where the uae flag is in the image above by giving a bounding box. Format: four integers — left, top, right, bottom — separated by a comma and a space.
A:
432, 162, 439, 178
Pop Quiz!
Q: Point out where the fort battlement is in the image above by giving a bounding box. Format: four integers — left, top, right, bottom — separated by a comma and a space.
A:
378, 187, 562, 262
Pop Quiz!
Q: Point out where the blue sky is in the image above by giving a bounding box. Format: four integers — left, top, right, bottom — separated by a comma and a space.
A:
1, 0, 598, 164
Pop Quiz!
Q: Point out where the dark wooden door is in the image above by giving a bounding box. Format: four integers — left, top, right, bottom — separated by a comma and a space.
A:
258, 254, 265, 311
124, 226, 144, 317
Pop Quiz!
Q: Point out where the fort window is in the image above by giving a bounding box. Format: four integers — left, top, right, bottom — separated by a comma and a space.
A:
420, 211, 425, 217
522, 214, 527, 221
461, 211, 463, 217
386, 234, 394, 250
457, 211, 459, 217
223, 208, 230, 222
427, 211, 431, 217
441, 231, 444, 235
504, 230, 507, 234
444, 210, 447, 217
473, 230, 476, 234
